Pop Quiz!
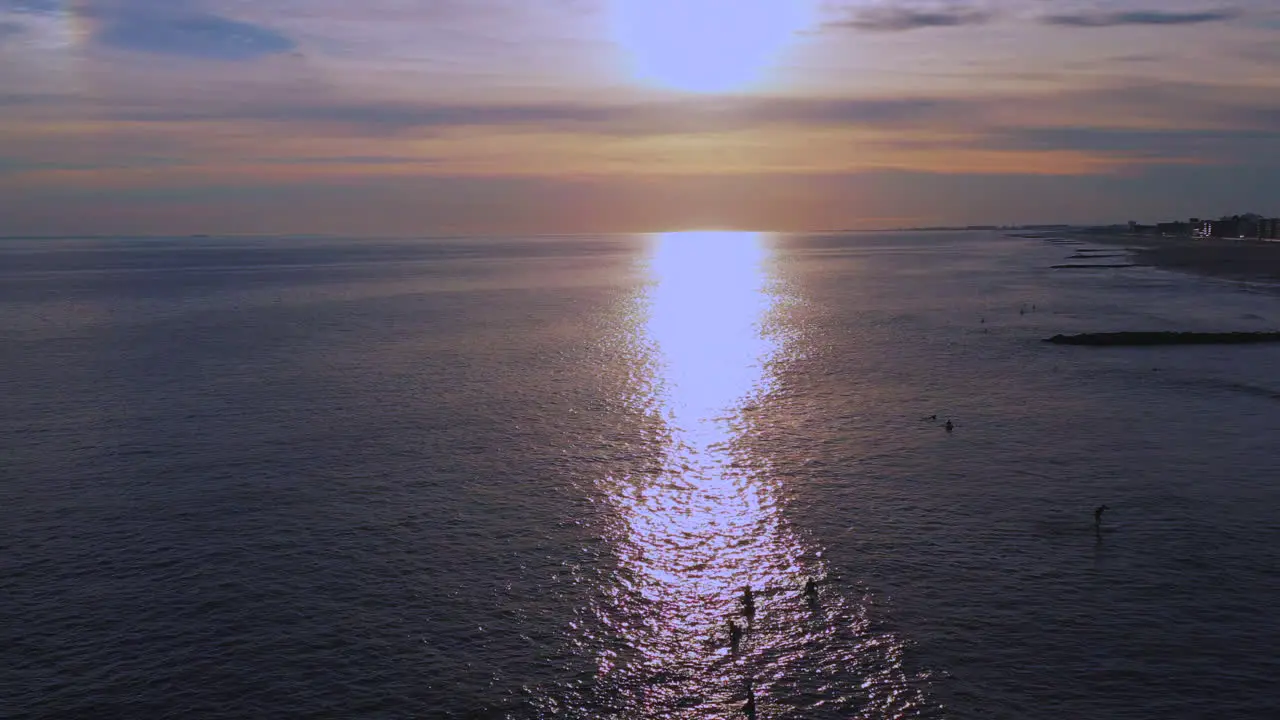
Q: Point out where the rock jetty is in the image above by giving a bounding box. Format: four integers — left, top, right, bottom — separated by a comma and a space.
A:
1045, 332, 1280, 346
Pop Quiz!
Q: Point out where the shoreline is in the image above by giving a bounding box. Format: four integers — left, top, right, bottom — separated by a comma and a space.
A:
1065, 232, 1280, 286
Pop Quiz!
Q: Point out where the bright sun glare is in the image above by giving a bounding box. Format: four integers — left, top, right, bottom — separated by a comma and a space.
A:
611, 0, 816, 93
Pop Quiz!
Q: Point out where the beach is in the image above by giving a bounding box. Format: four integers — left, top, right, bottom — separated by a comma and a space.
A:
1079, 233, 1280, 284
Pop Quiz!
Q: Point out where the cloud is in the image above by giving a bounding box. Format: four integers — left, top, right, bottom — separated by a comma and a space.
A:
745, 96, 974, 126
0, 155, 186, 175
95, 11, 295, 60
1238, 42, 1280, 66
0, 92, 79, 108
94, 77, 1280, 140
0, 0, 59, 13
1042, 9, 1239, 28
107, 95, 976, 136
1112, 53, 1163, 63
824, 4, 993, 32
255, 155, 443, 166
0, 20, 24, 41
978, 126, 1280, 164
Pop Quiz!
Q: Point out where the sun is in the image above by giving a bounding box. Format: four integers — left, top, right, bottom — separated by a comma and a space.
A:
610, 0, 816, 93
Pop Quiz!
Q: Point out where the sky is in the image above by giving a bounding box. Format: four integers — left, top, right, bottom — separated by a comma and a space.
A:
1, 0, 1279, 235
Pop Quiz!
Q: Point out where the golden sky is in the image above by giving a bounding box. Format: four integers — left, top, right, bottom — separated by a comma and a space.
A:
1, 1, 1279, 234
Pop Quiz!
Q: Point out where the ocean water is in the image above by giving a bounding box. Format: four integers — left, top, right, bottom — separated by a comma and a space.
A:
3, 231, 1279, 719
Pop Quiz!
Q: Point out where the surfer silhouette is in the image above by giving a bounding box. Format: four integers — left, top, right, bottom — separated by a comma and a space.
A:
742, 587, 755, 618
727, 619, 742, 653
1094, 504, 1109, 529
944, 419, 954, 433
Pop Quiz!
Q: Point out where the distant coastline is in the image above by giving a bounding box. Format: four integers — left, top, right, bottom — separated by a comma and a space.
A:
1037, 229, 1280, 286
868, 224, 1062, 232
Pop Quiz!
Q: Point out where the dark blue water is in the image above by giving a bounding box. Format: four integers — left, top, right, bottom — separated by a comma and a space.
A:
3, 232, 1279, 719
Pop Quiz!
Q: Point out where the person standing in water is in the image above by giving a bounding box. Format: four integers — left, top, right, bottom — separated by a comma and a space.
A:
1094, 505, 1109, 529
742, 587, 755, 618
944, 419, 954, 433
804, 578, 819, 608
727, 619, 742, 653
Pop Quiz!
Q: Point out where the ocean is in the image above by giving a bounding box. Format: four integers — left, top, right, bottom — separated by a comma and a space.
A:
3, 231, 1279, 719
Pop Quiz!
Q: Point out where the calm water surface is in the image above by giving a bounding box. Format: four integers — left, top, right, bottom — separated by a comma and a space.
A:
3, 232, 1278, 719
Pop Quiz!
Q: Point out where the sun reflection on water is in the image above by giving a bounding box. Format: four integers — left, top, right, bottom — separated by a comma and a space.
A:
644, 232, 778, 448
598, 231, 809, 712
575, 232, 935, 718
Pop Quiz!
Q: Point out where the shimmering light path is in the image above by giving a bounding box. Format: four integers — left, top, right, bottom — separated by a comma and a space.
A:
572, 232, 932, 718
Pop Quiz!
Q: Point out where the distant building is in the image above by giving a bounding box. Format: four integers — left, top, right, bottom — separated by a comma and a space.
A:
1200, 216, 1243, 239
1239, 215, 1262, 238
1224, 217, 1243, 238
1134, 215, 1276, 239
